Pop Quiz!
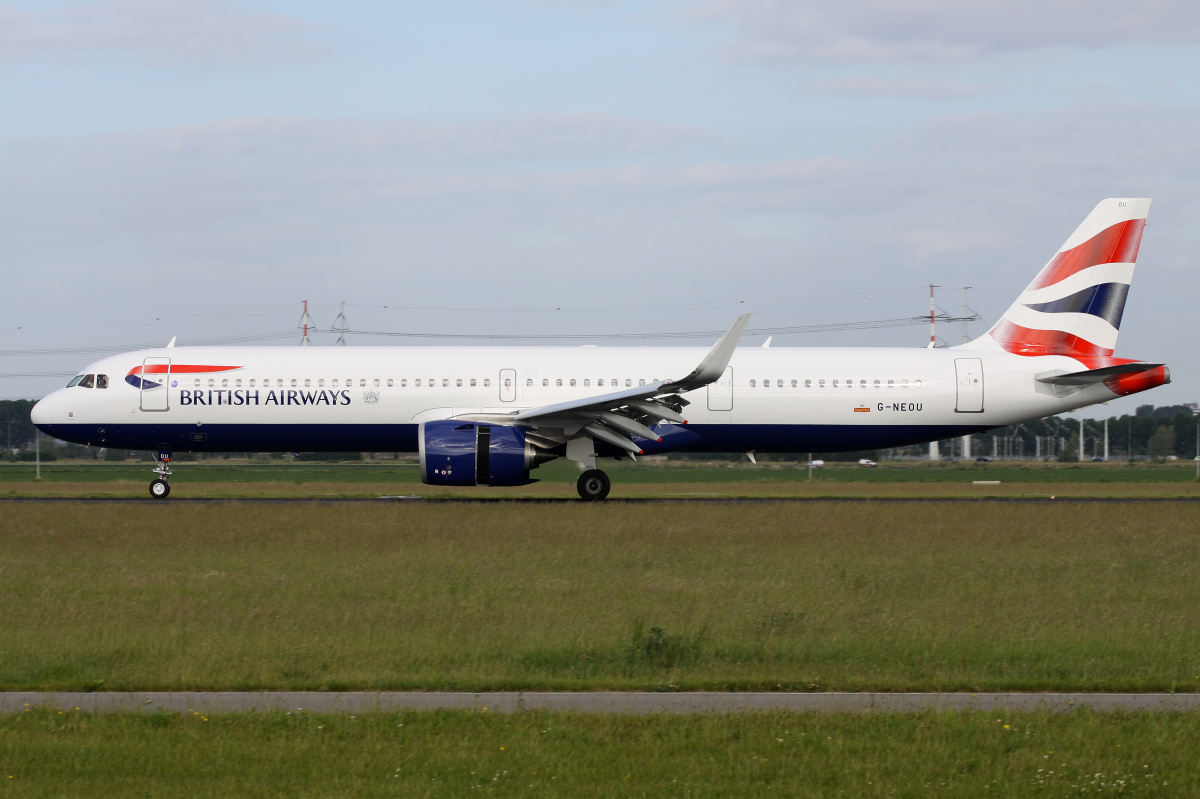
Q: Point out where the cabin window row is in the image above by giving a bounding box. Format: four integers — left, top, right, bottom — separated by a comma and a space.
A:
748, 378, 924, 389
189, 377, 656, 389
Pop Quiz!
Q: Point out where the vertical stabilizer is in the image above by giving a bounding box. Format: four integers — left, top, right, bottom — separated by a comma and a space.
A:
968, 198, 1150, 365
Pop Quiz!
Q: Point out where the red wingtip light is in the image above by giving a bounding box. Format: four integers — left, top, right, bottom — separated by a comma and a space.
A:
683, 420, 689, 425
656, 437, 663, 442
638, 450, 644, 455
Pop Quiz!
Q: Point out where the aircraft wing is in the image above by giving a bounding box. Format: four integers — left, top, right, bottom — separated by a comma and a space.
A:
502, 313, 751, 454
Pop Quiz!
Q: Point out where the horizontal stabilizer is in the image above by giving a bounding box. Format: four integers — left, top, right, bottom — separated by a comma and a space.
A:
1035, 362, 1163, 387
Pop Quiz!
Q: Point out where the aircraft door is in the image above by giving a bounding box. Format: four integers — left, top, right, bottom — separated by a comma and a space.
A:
707, 366, 733, 411
954, 358, 984, 413
499, 368, 517, 402
139, 357, 171, 412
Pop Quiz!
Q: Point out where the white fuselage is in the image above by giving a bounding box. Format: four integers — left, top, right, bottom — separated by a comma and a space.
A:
31, 343, 1131, 455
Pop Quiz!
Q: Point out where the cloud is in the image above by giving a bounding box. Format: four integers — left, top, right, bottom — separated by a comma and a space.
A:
793, 77, 995, 98
688, 0, 1200, 63
0, 0, 325, 67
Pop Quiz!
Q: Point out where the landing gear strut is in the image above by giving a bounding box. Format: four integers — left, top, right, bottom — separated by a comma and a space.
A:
149, 451, 172, 499
576, 469, 611, 501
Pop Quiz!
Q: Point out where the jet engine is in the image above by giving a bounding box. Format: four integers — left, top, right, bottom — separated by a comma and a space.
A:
418, 420, 557, 486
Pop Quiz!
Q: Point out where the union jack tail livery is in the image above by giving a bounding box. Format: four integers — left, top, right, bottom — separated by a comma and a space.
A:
979, 198, 1149, 367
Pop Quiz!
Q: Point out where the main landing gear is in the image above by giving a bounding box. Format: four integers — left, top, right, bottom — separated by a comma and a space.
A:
149, 451, 172, 499
576, 469, 611, 501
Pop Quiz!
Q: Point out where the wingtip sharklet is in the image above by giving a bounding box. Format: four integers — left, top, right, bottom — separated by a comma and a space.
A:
672, 312, 752, 393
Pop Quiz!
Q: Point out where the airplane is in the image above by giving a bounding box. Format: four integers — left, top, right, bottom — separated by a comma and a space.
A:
31, 198, 1169, 500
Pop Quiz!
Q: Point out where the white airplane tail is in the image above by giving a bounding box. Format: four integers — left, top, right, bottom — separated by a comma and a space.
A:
967, 198, 1150, 365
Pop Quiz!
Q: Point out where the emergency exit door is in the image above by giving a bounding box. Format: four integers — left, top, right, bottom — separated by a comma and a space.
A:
499, 368, 517, 402
954, 358, 984, 413
707, 366, 733, 411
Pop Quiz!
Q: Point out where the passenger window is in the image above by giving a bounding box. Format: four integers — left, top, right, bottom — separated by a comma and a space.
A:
789, 379, 796, 388
441, 379, 448, 387
330, 379, 337, 387
469, 379, 476, 387
803, 379, 810, 388
360, 379, 367, 388
291, 379, 297, 387
525, 379, 532, 388
915, 380, 922, 388
873, 380, 880, 388
749, 379, 757, 388
859, 380, 866, 388
96, 375, 109, 389
223, 379, 230, 388
542, 379, 549, 387
415, 379, 422, 387
625, 379, 632, 387
584, 379, 590, 387
596, 379, 604, 387
401, 379, 408, 388
832, 380, 839, 388
278, 379, 285, 387
570, 379, 576, 387
484, 379, 491, 387
887, 380, 894, 387
818, 379, 825, 388
429, 379, 435, 388
639, 379, 645, 386
386, 379, 393, 387
762, 378, 769, 388
235, 379, 242, 388
845, 379, 852, 389
556, 379, 562, 387
901, 380, 908, 388
209, 379, 216, 387
504, 378, 512, 388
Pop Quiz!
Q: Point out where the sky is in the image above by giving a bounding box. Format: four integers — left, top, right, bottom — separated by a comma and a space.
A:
2, 0, 1199, 417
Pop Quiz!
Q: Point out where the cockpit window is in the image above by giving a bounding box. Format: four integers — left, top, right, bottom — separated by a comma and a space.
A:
96, 374, 108, 389
78, 374, 95, 388
67, 375, 85, 387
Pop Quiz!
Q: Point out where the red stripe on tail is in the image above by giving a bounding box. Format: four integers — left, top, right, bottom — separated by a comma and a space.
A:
1029, 218, 1145, 290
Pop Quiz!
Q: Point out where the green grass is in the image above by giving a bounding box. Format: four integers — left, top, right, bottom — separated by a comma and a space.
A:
4, 501, 1200, 692
2, 459, 1199, 499
1, 708, 1195, 797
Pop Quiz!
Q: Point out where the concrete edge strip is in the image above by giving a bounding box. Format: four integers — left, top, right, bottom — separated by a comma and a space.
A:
5, 692, 1200, 714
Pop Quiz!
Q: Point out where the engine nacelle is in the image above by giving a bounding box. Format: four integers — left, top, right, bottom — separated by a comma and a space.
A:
418, 420, 556, 486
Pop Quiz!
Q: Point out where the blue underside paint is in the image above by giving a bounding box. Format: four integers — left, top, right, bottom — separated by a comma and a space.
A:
36, 421, 998, 455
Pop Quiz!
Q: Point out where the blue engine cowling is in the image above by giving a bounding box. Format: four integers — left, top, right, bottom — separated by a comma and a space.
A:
419, 420, 555, 486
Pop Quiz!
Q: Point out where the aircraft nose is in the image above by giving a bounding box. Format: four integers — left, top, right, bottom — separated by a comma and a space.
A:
30, 393, 55, 428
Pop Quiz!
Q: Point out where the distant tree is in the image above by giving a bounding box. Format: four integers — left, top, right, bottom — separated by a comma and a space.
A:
1137, 404, 1156, 417
1148, 425, 1176, 461
1058, 431, 1079, 462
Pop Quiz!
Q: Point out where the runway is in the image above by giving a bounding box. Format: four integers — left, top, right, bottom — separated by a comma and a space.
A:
2, 496, 1199, 505
5, 692, 1200, 714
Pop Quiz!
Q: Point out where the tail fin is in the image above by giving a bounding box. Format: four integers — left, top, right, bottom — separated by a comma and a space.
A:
971, 198, 1150, 365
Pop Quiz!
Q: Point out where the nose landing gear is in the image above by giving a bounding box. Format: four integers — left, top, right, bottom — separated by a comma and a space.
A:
149, 451, 172, 499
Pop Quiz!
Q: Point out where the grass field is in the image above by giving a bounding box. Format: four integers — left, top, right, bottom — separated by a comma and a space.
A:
4, 501, 1200, 693
1, 708, 1195, 797
1, 459, 1199, 499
